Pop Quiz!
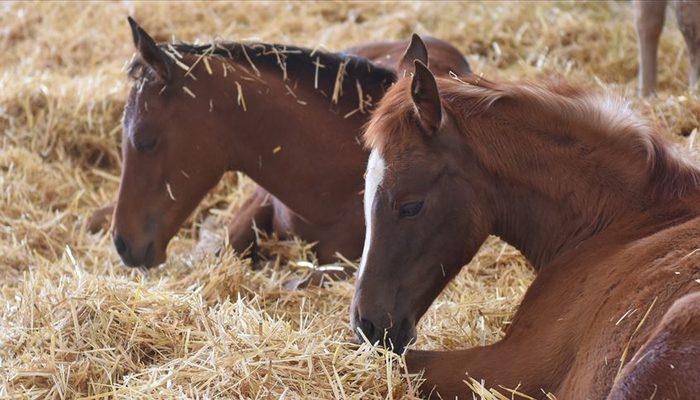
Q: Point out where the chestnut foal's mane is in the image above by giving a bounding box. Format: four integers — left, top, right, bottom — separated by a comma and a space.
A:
365, 75, 700, 203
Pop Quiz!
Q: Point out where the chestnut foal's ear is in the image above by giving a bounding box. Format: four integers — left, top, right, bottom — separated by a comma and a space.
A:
398, 33, 429, 77
127, 16, 171, 82
411, 60, 442, 134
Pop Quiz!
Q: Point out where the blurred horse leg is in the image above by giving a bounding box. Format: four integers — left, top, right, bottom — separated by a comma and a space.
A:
87, 203, 115, 233
226, 186, 273, 259
634, 0, 667, 96
674, 0, 700, 91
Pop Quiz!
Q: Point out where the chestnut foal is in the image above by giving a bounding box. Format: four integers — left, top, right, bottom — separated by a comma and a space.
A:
352, 55, 700, 398
107, 19, 470, 270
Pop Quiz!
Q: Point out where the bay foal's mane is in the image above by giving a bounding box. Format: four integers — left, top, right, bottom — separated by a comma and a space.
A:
128, 40, 397, 99
365, 75, 700, 203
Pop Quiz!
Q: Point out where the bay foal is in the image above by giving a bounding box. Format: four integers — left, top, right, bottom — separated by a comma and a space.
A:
352, 55, 700, 398
110, 20, 470, 270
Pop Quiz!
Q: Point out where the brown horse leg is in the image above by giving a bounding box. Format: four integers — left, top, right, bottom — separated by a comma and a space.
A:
86, 203, 115, 233
674, 1, 700, 92
634, 0, 667, 96
607, 292, 700, 400
281, 209, 363, 288
226, 186, 273, 260
406, 340, 556, 399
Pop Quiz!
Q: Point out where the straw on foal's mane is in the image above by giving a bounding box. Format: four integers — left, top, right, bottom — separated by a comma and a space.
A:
365, 75, 700, 201
128, 41, 397, 94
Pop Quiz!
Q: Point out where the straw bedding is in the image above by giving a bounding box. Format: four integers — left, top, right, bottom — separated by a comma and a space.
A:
1, 2, 698, 399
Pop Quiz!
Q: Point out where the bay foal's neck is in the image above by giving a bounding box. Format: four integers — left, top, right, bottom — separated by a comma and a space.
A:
182, 44, 394, 224
454, 86, 700, 267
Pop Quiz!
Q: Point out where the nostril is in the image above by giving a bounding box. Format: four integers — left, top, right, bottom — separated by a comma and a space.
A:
114, 234, 128, 256
143, 241, 155, 266
357, 318, 377, 343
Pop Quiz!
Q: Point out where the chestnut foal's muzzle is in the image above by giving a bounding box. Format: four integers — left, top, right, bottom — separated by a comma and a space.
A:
352, 309, 417, 354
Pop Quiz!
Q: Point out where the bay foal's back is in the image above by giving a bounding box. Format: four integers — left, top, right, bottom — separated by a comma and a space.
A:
352, 57, 700, 398
111, 20, 470, 270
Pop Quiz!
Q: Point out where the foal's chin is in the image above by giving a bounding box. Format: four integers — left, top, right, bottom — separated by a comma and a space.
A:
119, 244, 167, 270
142, 252, 166, 270
352, 323, 417, 355
385, 325, 417, 355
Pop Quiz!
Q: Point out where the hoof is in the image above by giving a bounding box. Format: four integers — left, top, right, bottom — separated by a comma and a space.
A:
282, 268, 351, 290
282, 272, 326, 290
283, 275, 309, 290
86, 205, 114, 233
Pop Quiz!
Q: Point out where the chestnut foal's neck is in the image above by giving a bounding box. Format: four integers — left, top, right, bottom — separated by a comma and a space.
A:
461, 101, 700, 268
197, 47, 394, 225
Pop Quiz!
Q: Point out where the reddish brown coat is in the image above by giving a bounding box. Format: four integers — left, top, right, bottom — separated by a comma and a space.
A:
355, 67, 700, 398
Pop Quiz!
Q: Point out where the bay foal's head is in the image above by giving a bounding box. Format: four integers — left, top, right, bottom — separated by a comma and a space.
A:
113, 18, 232, 268
113, 19, 400, 269
351, 60, 493, 353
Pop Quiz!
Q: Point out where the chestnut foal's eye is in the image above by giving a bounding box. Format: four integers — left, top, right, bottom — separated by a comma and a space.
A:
135, 136, 158, 152
398, 200, 424, 218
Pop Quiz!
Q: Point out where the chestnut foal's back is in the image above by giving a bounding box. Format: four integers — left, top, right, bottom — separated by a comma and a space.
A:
109, 19, 470, 271
353, 57, 700, 398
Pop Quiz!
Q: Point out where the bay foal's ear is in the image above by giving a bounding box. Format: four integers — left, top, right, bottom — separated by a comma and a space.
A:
127, 16, 171, 82
398, 33, 429, 77
411, 60, 442, 134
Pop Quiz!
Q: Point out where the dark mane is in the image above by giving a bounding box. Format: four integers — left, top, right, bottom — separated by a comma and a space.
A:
128, 41, 397, 100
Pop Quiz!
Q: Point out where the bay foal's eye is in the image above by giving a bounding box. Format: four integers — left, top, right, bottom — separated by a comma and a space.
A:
398, 200, 424, 218
135, 136, 158, 152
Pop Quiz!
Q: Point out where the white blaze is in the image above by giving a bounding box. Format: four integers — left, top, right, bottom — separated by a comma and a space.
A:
359, 149, 386, 279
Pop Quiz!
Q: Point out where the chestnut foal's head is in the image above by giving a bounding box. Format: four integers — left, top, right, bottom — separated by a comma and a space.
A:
351, 60, 491, 353
112, 18, 230, 268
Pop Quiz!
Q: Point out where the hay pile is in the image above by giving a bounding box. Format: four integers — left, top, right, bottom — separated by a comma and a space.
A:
1, 2, 698, 399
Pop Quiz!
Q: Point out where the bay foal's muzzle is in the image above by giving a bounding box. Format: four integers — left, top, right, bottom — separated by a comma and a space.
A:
112, 229, 165, 269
